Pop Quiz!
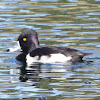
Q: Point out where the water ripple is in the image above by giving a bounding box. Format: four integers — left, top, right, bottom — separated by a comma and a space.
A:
0, 0, 100, 100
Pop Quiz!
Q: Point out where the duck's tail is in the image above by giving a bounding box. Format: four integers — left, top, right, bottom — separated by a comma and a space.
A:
84, 53, 92, 56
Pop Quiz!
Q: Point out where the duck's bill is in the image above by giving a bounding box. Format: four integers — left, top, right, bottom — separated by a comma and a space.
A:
7, 41, 21, 52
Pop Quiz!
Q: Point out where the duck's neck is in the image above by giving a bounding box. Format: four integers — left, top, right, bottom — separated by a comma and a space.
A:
29, 44, 40, 53
28, 39, 40, 53
32, 35, 40, 49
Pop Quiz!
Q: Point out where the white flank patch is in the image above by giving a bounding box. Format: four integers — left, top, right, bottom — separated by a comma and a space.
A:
26, 53, 72, 66
8, 41, 21, 52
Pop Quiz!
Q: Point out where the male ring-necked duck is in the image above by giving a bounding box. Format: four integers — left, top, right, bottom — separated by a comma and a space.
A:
7, 29, 91, 65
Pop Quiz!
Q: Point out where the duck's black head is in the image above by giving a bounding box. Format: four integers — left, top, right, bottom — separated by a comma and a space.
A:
18, 29, 40, 53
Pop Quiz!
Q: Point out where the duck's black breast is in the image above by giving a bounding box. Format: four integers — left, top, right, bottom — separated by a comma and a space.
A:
16, 52, 27, 62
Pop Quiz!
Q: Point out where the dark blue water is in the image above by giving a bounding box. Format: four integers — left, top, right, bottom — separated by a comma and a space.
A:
0, 0, 100, 99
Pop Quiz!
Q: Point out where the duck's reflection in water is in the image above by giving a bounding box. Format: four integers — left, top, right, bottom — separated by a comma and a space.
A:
18, 61, 92, 100
19, 62, 42, 82
19, 61, 91, 82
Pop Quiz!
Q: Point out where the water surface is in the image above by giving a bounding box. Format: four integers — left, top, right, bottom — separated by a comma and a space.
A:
0, 0, 100, 99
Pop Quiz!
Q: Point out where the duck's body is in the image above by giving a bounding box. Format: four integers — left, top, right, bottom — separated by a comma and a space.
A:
7, 29, 91, 65
26, 46, 89, 64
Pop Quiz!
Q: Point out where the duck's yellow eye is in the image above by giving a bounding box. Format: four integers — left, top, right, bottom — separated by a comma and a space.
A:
23, 38, 27, 41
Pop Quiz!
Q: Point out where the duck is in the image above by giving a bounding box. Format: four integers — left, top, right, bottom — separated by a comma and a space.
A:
7, 29, 91, 65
